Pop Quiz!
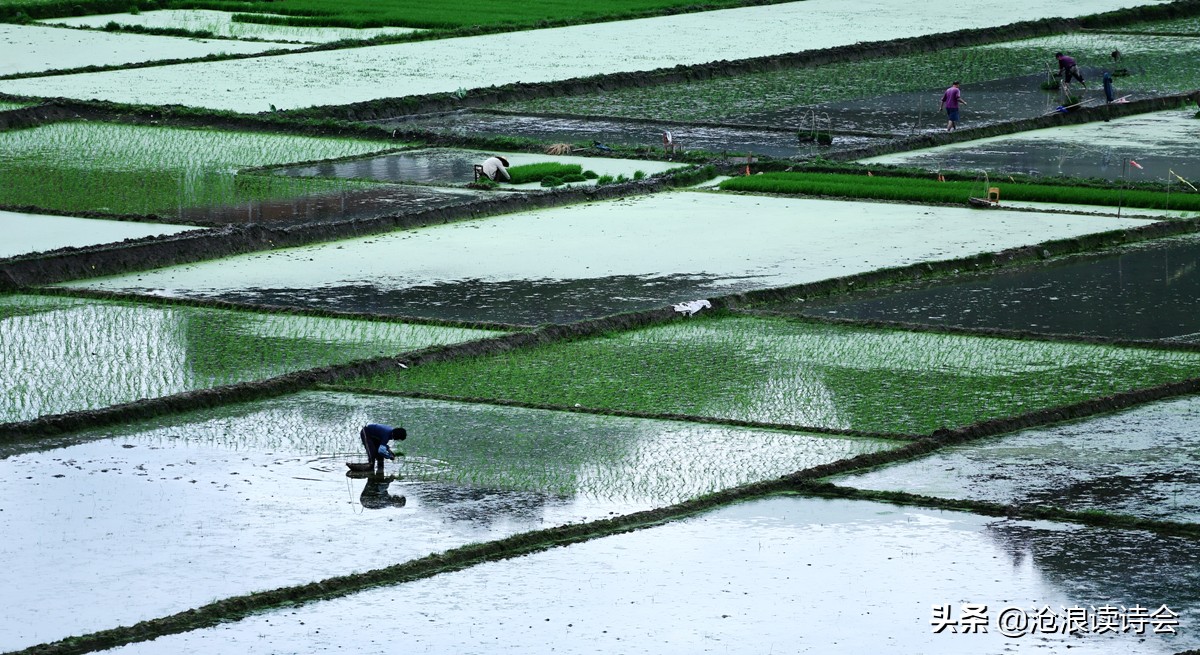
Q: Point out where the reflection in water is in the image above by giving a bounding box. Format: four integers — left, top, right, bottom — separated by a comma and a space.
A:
197, 273, 756, 325
985, 521, 1200, 610
274, 149, 489, 184
176, 185, 477, 226
797, 236, 1200, 341
358, 475, 407, 510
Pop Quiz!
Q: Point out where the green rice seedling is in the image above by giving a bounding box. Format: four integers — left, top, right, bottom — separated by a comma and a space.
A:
504, 162, 583, 185
0, 122, 396, 216
0, 295, 501, 424
348, 315, 1200, 435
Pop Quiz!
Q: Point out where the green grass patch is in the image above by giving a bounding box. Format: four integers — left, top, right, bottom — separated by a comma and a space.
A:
0, 122, 394, 216
167, 0, 769, 29
349, 315, 1200, 435
0, 295, 501, 424
719, 171, 1200, 211
496, 33, 1200, 122
504, 162, 584, 185
0, 101, 29, 111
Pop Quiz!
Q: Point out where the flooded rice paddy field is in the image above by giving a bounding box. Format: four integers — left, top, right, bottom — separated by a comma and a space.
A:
375, 111, 884, 158
0, 392, 891, 650
835, 394, 1200, 523
0, 209, 199, 259
44, 10, 422, 44
98, 496, 1200, 654
350, 315, 1200, 435
0, 294, 498, 423
863, 109, 1200, 182
64, 193, 1149, 324
175, 183, 480, 226
272, 148, 678, 186
495, 33, 1200, 130
0, 121, 394, 218
782, 233, 1200, 342
0, 0, 1152, 111
0, 22, 300, 76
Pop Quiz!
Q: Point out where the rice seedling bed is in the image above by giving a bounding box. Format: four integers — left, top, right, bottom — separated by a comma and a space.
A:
784, 234, 1200, 342
0, 0, 1154, 112
42, 9, 422, 44
0, 121, 393, 217
271, 148, 676, 187
720, 171, 1200, 211
0, 100, 29, 111
0, 294, 499, 424
1106, 14, 1200, 32
92, 496, 1200, 654
349, 315, 1200, 435
835, 394, 1200, 524
63, 193, 1149, 324
0, 22, 299, 77
495, 32, 1200, 127
862, 108, 1200, 182
0, 209, 198, 259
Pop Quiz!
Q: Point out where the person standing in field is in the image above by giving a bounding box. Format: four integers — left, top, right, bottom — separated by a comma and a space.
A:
1056, 52, 1086, 89
940, 81, 965, 132
360, 423, 406, 471
481, 155, 511, 182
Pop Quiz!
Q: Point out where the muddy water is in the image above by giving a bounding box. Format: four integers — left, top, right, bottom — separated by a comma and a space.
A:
790, 235, 1200, 341
70, 193, 1149, 325
100, 496, 1200, 654
176, 184, 478, 226
0, 391, 888, 650
372, 112, 886, 159
864, 110, 1200, 181
744, 75, 1066, 134
835, 395, 1200, 523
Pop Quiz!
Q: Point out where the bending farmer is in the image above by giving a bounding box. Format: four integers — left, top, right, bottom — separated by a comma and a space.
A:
360, 423, 407, 471
481, 156, 511, 182
940, 81, 965, 132
1056, 52, 1086, 88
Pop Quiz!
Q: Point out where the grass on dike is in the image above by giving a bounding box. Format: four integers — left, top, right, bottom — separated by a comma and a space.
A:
170, 0, 765, 29
720, 171, 1200, 211
349, 315, 1200, 435
0, 294, 501, 424
0, 122, 393, 216
496, 33, 1200, 122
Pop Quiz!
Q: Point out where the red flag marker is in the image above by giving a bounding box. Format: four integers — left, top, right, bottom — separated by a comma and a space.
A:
1129, 160, 1143, 169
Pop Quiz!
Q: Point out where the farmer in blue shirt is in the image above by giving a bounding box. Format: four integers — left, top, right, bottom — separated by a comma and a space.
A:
360, 423, 407, 471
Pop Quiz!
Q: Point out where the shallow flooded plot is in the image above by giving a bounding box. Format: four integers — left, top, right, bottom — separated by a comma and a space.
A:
0, 122, 393, 217
175, 183, 479, 226
0, 0, 1151, 111
65, 193, 1149, 324
0, 295, 498, 423
0, 22, 299, 76
273, 148, 678, 186
0, 210, 199, 259
378, 112, 878, 158
835, 394, 1200, 523
99, 497, 1200, 654
788, 234, 1200, 342
0, 392, 890, 650
44, 10, 421, 44
351, 315, 1200, 435
863, 109, 1200, 181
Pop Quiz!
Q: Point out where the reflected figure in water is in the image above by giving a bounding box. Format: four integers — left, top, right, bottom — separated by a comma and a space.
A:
360, 475, 407, 510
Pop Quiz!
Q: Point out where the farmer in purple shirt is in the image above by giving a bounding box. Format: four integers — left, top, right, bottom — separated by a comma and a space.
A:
940, 81, 965, 132
1056, 52, 1086, 88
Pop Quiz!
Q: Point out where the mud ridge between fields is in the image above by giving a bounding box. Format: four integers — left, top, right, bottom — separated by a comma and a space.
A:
827, 92, 1200, 162
288, 0, 1200, 121
326, 385, 922, 441
12, 397, 1200, 655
